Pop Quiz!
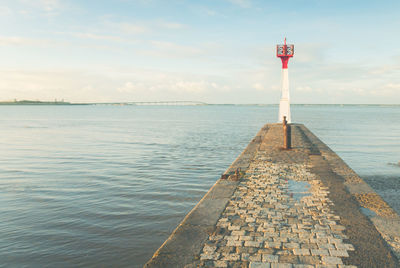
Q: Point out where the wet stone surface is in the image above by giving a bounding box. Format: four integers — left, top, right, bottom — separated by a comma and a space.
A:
197, 157, 355, 268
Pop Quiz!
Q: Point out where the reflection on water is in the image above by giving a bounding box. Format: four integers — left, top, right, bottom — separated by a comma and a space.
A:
360, 207, 377, 217
0, 105, 399, 267
287, 180, 311, 201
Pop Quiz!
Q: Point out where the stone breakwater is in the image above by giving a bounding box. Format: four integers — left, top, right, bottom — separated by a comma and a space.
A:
145, 124, 400, 268
200, 162, 355, 267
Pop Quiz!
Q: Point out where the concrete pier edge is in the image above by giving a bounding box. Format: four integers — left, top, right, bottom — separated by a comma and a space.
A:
144, 123, 400, 267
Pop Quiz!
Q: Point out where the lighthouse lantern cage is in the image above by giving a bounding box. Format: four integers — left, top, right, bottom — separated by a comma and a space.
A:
276, 44, 294, 57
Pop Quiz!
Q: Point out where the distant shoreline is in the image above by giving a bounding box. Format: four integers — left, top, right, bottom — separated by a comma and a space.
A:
0, 100, 399, 106
0, 100, 86, 105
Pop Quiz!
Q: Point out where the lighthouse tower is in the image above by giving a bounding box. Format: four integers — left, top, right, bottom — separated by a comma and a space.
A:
277, 38, 294, 123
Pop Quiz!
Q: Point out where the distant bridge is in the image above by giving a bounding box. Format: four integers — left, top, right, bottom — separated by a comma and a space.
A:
117, 101, 208, 106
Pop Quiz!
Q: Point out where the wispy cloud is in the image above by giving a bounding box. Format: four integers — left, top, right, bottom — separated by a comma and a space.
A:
226, 0, 251, 8
103, 19, 187, 36
0, 68, 232, 102
371, 83, 400, 96
159, 22, 187, 30
18, 0, 63, 15
0, 6, 12, 15
118, 22, 148, 34
141, 41, 204, 58
37, 0, 60, 11
0, 36, 52, 46
65, 32, 124, 42
296, 86, 313, 92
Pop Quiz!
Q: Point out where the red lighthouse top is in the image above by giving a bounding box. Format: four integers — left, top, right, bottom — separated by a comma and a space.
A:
277, 37, 294, 69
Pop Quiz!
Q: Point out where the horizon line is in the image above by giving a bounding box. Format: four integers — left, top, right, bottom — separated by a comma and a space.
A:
0, 100, 399, 106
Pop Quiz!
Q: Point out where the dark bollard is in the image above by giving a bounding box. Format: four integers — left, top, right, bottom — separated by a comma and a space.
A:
235, 168, 241, 179
220, 174, 229, 180
221, 167, 242, 181
283, 116, 291, 149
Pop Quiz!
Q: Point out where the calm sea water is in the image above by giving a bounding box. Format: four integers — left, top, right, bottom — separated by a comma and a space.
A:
0, 105, 399, 267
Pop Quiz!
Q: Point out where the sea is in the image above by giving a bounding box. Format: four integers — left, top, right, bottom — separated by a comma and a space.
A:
0, 104, 399, 267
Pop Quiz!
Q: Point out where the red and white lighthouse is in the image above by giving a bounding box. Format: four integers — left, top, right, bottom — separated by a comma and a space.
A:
277, 38, 294, 123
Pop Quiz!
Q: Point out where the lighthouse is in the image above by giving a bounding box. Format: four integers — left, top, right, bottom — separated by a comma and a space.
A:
277, 38, 294, 123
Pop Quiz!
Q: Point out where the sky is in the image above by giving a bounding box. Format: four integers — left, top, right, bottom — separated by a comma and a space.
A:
0, 0, 400, 104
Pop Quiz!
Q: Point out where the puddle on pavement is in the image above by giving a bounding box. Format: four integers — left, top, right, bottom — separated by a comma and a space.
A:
287, 180, 311, 201
360, 207, 377, 217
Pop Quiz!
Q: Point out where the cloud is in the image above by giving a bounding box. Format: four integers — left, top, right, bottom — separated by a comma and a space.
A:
117, 82, 141, 93
38, 0, 60, 11
169, 81, 210, 93
371, 83, 400, 96
18, 0, 63, 15
142, 41, 204, 58
0, 68, 234, 103
116, 22, 148, 34
159, 22, 186, 30
203, 8, 217, 16
292, 43, 327, 64
296, 86, 313, 92
0, 36, 52, 46
0, 6, 12, 15
103, 20, 187, 36
226, 0, 252, 8
117, 77, 231, 96
70, 32, 124, 42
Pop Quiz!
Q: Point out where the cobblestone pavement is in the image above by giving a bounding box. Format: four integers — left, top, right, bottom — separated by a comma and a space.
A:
198, 153, 356, 268
147, 124, 399, 267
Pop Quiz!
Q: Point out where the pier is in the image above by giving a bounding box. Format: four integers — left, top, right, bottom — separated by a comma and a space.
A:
145, 123, 400, 267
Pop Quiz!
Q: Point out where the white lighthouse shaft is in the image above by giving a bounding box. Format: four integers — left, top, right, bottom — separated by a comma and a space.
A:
278, 68, 291, 123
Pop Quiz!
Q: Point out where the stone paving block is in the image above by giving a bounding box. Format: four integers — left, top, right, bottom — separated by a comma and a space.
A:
220, 246, 235, 254
228, 225, 241, 231
203, 244, 217, 252
221, 253, 240, 261
209, 234, 224, 241
283, 242, 300, 249
262, 254, 279, 262
240, 235, 253, 241
249, 262, 271, 268
226, 235, 239, 241
227, 240, 243, 247
298, 256, 321, 265
249, 254, 262, 262
317, 243, 335, 250
245, 241, 263, 247
311, 249, 329, 256
265, 241, 282, 249
328, 238, 342, 244
293, 248, 310, 256
241, 253, 250, 261
276, 249, 292, 255
335, 243, 354, 251
279, 255, 299, 264
213, 260, 228, 267
200, 252, 220, 260
257, 248, 275, 255
328, 249, 349, 257
300, 243, 318, 249
232, 230, 247, 236
236, 246, 258, 254
271, 263, 293, 268
321, 256, 343, 265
